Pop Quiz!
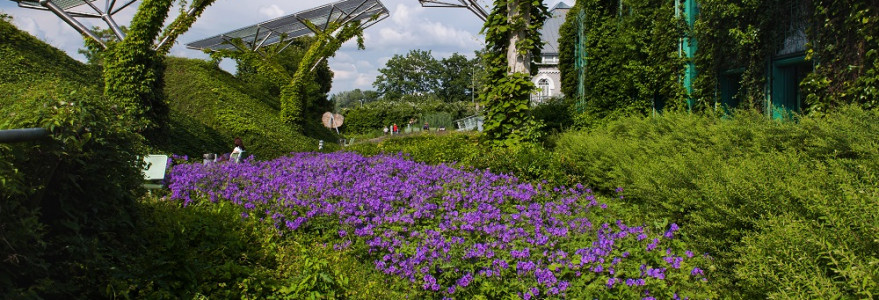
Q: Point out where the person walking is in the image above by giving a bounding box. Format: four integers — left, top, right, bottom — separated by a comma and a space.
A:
422, 122, 429, 131
392, 123, 398, 135
383, 126, 389, 135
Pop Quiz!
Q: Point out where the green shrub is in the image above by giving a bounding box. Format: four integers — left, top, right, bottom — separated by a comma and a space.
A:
106, 198, 415, 299
553, 107, 879, 297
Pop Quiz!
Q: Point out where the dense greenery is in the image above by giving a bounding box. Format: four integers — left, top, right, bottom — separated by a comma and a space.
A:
558, 0, 685, 122
480, 0, 549, 146
161, 57, 334, 159
341, 99, 475, 134
559, 0, 879, 117
101, 0, 216, 135
373, 50, 480, 102
347, 107, 879, 298
554, 107, 879, 297
1, 18, 338, 297
279, 18, 366, 131
1, 18, 144, 297
692, 0, 879, 113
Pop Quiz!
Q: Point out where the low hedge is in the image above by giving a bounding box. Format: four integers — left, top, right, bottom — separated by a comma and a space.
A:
554, 107, 879, 298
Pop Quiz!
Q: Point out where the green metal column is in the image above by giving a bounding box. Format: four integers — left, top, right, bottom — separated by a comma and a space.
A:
677, 0, 697, 110
575, 9, 588, 112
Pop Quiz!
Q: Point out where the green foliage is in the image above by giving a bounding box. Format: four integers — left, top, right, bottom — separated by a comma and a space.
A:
281, 18, 366, 131
531, 96, 575, 137
801, 0, 879, 112
160, 57, 330, 159
374, 49, 442, 99
553, 107, 879, 297
342, 100, 474, 134
1, 18, 146, 296
480, 0, 549, 147
560, 0, 686, 120
692, 0, 879, 114
330, 88, 380, 110
103, 198, 415, 299
99, 0, 217, 135
421, 111, 453, 129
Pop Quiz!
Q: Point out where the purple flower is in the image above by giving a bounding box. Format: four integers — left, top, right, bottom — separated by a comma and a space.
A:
457, 272, 473, 287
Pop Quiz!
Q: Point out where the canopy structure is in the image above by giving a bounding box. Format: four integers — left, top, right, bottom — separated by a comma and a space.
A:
186, 0, 389, 53
418, 0, 488, 21
10, 0, 140, 48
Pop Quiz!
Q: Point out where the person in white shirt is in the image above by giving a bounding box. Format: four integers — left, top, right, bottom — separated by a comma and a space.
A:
230, 137, 245, 161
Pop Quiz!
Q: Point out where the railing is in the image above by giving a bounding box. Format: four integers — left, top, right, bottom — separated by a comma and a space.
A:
453, 115, 484, 132
0, 128, 48, 143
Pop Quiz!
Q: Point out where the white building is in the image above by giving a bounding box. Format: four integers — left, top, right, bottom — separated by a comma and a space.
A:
531, 2, 571, 105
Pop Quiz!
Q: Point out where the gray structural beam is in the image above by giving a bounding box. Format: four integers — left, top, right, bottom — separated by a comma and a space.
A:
186, 0, 390, 53
10, 0, 141, 49
418, 0, 488, 21
0, 128, 49, 143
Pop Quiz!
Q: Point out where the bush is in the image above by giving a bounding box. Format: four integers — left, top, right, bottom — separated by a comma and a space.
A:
552, 107, 879, 297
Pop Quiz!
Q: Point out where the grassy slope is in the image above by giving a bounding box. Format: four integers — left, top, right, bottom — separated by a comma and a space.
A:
1, 16, 337, 158
159, 57, 340, 159
0, 18, 103, 125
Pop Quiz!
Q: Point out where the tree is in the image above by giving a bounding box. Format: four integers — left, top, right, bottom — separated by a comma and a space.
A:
97, 0, 218, 135
235, 36, 334, 103
280, 18, 367, 131
479, 0, 549, 147
373, 49, 441, 99
437, 53, 477, 103
330, 89, 380, 110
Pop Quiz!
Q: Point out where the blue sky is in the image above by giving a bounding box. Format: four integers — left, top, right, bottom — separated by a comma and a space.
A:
1, 0, 564, 95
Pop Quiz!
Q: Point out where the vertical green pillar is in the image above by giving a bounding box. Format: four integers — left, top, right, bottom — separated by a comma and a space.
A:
677, 0, 697, 110
575, 9, 587, 112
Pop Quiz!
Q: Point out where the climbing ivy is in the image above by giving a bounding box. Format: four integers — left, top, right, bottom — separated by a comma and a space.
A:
280, 19, 366, 131
558, 0, 685, 124
479, 0, 549, 147
801, 0, 879, 112
692, 0, 878, 114
102, 0, 216, 134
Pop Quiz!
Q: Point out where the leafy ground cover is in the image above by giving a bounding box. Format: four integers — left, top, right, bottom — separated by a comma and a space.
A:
167, 152, 717, 298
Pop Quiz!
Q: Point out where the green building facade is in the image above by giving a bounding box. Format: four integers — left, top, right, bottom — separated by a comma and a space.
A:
561, 0, 878, 119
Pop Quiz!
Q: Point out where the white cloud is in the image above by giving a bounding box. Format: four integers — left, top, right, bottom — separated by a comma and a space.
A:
258, 5, 284, 19
354, 73, 375, 88
0, 0, 519, 94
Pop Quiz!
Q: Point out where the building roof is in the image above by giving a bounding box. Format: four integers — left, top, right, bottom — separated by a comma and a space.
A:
540, 2, 571, 56
186, 0, 389, 52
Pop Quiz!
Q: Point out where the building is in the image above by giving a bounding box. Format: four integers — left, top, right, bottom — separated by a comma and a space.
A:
531, 2, 571, 105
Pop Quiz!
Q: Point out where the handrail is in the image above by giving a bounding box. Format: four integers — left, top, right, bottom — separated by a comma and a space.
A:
0, 128, 49, 143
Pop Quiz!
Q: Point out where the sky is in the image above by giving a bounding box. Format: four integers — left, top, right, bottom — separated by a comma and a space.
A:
0, 0, 564, 95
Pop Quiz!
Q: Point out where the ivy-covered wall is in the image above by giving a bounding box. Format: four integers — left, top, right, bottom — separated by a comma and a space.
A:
559, 0, 686, 122
561, 0, 879, 118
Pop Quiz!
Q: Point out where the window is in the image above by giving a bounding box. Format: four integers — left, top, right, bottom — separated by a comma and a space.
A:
536, 78, 551, 103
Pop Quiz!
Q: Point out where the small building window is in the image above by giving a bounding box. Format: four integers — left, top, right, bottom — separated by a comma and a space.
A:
536, 78, 551, 103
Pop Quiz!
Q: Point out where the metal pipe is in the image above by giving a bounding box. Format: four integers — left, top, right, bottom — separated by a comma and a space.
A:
39, 0, 106, 48
0, 128, 49, 143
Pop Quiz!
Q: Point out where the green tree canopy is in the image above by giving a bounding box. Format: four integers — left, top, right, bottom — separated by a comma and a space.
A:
330, 89, 380, 110
373, 49, 441, 99
437, 53, 478, 103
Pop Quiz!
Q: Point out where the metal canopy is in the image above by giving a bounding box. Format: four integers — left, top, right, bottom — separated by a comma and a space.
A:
186, 0, 389, 52
418, 0, 488, 21
17, 0, 94, 10
10, 0, 141, 48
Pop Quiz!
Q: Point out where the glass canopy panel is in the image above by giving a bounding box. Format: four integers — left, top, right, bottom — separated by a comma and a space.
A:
186, 0, 389, 51
15, 0, 96, 10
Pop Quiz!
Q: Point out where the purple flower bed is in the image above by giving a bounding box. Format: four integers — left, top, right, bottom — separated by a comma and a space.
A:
167, 152, 712, 298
